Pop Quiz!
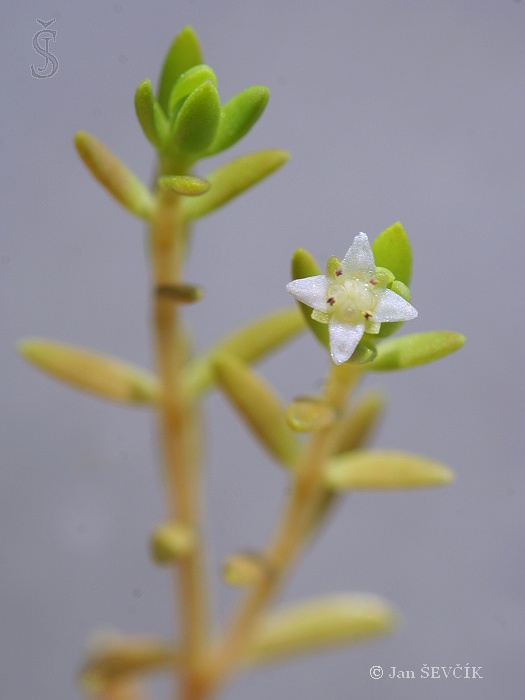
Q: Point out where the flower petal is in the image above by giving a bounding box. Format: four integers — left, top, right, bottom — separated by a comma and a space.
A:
341, 233, 375, 279
328, 319, 365, 365
373, 288, 418, 323
286, 276, 330, 312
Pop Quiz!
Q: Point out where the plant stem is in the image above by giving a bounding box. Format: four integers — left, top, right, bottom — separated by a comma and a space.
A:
201, 363, 361, 696
149, 187, 208, 699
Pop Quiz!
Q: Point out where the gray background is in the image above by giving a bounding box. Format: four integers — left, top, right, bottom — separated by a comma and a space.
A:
2, 1, 524, 698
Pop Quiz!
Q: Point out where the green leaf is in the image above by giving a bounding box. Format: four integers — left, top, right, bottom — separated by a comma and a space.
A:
171, 80, 221, 155
149, 522, 195, 564
184, 307, 305, 396
245, 595, 397, 666
372, 222, 412, 286
223, 551, 269, 586
157, 175, 210, 196
157, 26, 203, 113
367, 331, 465, 371
182, 149, 289, 219
206, 86, 270, 156
155, 283, 204, 303
348, 338, 377, 365
74, 131, 154, 220
286, 396, 337, 432
135, 80, 168, 149
79, 635, 176, 694
290, 249, 330, 348
213, 353, 299, 467
167, 65, 218, 116
325, 449, 455, 490
19, 339, 159, 405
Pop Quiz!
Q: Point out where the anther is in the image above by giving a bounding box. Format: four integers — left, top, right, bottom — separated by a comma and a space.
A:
363, 310, 373, 319
327, 297, 335, 306
335, 269, 343, 276
369, 277, 378, 285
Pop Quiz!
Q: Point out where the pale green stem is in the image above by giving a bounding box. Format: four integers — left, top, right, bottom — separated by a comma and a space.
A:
149, 186, 208, 700
200, 362, 362, 697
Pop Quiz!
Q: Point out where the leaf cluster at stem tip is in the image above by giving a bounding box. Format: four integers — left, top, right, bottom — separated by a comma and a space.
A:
135, 25, 273, 173
73, 25, 289, 225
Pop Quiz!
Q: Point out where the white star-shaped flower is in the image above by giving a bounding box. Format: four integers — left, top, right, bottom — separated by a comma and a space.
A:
286, 233, 418, 365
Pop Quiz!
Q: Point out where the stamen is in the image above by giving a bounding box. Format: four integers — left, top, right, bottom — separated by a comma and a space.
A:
363, 310, 373, 319
369, 277, 378, 285
327, 297, 335, 306
335, 269, 343, 276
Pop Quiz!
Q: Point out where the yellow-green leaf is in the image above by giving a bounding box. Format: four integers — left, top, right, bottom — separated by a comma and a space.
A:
157, 26, 203, 113
167, 64, 217, 116
325, 449, 455, 490
149, 522, 195, 564
286, 396, 337, 432
79, 634, 176, 695
184, 307, 305, 396
74, 132, 154, 220
155, 283, 204, 303
19, 339, 159, 405
182, 149, 289, 219
367, 331, 466, 371
372, 222, 412, 286
134, 79, 168, 149
206, 86, 270, 156
157, 175, 210, 196
222, 551, 269, 586
213, 353, 299, 467
171, 80, 221, 155
245, 595, 397, 666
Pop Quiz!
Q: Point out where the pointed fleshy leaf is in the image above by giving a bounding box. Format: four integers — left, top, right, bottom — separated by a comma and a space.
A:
74, 132, 154, 220
184, 307, 305, 396
134, 80, 168, 149
372, 222, 412, 286
79, 634, 176, 694
244, 595, 397, 666
286, 396, 337, 432
222, 551, 270, 586
149, 522, 195, 564
171, 80, 221, 155
157, 175, 210, 196
367, 331, 466, 371
155, 283, 204, 303
183, 149, 289, 219
19, 339, 159, 405
391, 279, 410, 301
325, 449, 455, 490
291, 249, 330, 348
334, 391, 385, 454
347, 338, 377, 365
157, 26, 203, 113
167, 64, 217, 116
213, 353, 299, 467
206, 86, 270, 156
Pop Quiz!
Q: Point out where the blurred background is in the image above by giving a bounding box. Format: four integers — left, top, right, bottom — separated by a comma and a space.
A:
2, 1, 524, 698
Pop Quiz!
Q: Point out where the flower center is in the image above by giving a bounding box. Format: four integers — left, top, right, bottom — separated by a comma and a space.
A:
327, 277, 378, 323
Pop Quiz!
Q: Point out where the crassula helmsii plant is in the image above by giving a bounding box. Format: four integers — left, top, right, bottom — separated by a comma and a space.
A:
18, 25, 465, 700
